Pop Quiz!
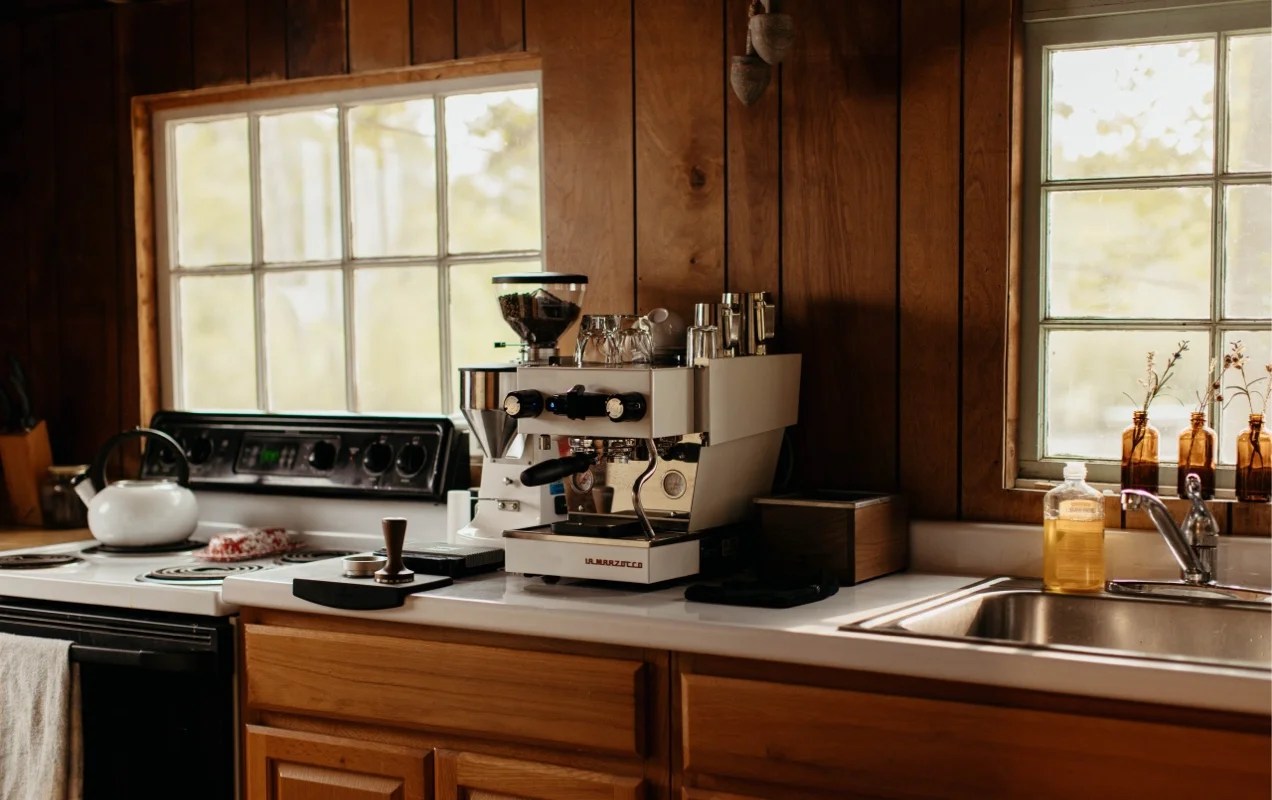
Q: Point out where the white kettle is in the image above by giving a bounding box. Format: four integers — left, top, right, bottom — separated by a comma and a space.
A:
73, 427, 198, 547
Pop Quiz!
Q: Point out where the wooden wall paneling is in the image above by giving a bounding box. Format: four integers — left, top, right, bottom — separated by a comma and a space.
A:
724, 0, 779, 296
287, 0, 349, 79
20, 18, 61, 461
456, 0, 523, 58
247, 0, 288, 82
411, 0, 456, 63
116, 2, 194, 437
899, 0, 961, 518
193, 0, 248, 88
634, 0, 726, 318
525, 0, 635, 317
349, 0, 411, 72
961, 0, 1036, 522
54, 9, 121, 463
780, 0, 900, 491
1229, 501, 1270, 537
0, 22, 28, 388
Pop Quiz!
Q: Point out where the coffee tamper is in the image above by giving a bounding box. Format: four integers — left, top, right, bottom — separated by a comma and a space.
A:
374, 517, 415, 584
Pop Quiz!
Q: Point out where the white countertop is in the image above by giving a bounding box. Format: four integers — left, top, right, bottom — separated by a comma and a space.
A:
223, 560, 1272, 717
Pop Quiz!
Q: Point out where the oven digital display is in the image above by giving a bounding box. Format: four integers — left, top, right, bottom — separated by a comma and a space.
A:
258, 447, 282, 467
236, 436, 305, 473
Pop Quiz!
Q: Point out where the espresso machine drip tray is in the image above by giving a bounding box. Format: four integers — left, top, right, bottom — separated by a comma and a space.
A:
549, 513, 689, 538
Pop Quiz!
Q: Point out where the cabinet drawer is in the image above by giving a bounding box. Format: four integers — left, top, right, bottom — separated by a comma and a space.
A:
681, 674, 1270, 798
245, 624, 646, 756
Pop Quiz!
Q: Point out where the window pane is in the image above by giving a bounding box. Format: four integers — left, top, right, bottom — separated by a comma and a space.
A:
449, 261, 541, 408
1047, 187, 1212, 318
1048, 40, 1215, 180
264, 270, 346, 410
178, 274, 257, 408
349, 99, 438, 258
1045, 330, 1207, 461
1226, 33, 1271, 174
174, 118, 251, 267
445, 89, 542, 253
260, 109, 341, 263
1219, 331, 1272, 465
354, 267, 442, 412
1224, 184, 1272, 320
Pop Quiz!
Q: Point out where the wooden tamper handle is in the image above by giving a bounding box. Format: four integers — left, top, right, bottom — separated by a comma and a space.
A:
374, 517, 415, 585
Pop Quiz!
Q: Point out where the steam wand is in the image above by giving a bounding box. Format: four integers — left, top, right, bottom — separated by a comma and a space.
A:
631, 439, 659, 542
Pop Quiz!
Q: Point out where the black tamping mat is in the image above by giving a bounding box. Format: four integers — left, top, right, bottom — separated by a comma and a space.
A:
292, 573, 453, 610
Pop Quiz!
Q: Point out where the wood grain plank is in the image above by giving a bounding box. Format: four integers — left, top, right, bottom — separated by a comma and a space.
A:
634, 0, 725, 318
21, 17, 62, 460
247, 0, 288, 82
193, 0, 248, 87
54, 10, 121, 463
681, 674, 1271, 798
456, 0, 522, 58
411, 0, 455, 63
1229, 501, 1270, 537
725, 0, 779, 296
781, 0, 899, 491
899, 0, 961, 518
525, 0, 634, 318
116, 1, 194, 439
245, 624, 646, 756
349, 0, 410, 72
287, 0, 349, 78
436, 751, 643, 800
247, 726, 429, 800
961, 0, 1034, 522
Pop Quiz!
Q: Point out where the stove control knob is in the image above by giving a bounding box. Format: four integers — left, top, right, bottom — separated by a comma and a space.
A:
308, 440, 338, 472
362, 441, 394, 475
186, 436, 213, 465
503, 390, 543, 419
395, 443, 429, 478
605, 392, 647, 423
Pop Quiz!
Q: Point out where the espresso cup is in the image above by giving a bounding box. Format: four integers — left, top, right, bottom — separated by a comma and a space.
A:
576, 314, 618, 365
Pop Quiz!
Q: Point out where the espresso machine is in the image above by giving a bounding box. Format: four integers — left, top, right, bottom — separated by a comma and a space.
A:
499, 305, 800, 584
455, 273, 588, 548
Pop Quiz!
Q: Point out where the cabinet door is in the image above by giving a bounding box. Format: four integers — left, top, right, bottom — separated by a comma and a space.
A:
434, 750, 643, 800
247, 725, 430, 800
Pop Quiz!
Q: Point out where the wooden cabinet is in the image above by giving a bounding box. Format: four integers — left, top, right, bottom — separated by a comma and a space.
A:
435, 750, 644, 800
246, 725, 430, 800
678, 668, 1271, 800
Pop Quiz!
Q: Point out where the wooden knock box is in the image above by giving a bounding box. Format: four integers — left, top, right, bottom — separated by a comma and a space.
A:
754, 491, 908, 585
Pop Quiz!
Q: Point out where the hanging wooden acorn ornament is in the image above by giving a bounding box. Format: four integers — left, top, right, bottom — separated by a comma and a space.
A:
730, 0, 772, 106
749, 1, 795, 65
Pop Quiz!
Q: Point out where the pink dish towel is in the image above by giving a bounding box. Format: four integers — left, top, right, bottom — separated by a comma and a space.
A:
0, 633, 82, 800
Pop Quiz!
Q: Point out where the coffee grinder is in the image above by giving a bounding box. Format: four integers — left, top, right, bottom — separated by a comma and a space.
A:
455, 273, 588, 548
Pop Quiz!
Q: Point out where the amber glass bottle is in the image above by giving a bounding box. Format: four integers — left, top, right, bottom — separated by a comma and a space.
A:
1121, 411, 1159, 493
1236, 414, 1271, 503
1176, 412, 1216, 499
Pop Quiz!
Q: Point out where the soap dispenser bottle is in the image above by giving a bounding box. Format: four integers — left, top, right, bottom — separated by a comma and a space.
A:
1043, 462, 1105, 593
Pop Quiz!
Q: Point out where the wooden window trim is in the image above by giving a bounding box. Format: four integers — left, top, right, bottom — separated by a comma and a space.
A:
960, 1, 1268, 535
130, 52, 541, 425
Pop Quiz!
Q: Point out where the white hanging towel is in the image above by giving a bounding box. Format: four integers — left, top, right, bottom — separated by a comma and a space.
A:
0, 633, 82, 800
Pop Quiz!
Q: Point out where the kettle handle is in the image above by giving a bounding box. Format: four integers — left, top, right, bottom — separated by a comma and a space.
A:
89, 427, 190, 492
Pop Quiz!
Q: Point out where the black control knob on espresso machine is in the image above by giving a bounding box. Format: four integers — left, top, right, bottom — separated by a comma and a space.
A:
503, 390, 544, 419
544, 385, 610, 420
605, 392, 647, 423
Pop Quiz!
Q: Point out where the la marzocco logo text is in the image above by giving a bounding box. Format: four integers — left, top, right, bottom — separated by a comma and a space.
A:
585, 558, 643, 569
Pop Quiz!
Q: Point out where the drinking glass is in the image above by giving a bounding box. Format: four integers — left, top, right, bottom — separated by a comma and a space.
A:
576, 314, 618, 365
612, 314, 653, 364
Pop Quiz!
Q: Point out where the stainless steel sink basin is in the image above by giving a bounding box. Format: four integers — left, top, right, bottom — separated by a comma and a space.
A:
842, 577, 1271, 671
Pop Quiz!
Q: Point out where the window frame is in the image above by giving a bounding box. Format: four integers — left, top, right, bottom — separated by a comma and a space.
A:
1019, 1, 1271, 491
150, 67, 545, 416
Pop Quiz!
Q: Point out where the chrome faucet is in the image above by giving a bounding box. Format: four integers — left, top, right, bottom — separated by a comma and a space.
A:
1120, 473, 1218, 585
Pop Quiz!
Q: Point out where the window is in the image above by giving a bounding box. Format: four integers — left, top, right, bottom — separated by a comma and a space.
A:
1021, 2, 1271, 489
153, 72, 543, 415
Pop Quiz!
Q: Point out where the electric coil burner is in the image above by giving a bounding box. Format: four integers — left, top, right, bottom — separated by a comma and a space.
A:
0, 553, 82, 569
277, 549, 357, 564
138, 563, 268, 585
81, 539, 201, 556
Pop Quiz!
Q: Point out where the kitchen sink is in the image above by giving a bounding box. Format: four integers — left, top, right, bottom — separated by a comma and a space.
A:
842, 577, 1271, 671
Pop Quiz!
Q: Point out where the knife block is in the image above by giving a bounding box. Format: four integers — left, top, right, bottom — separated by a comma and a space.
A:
0, 420, 53, 526
754, 491, 908, 585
